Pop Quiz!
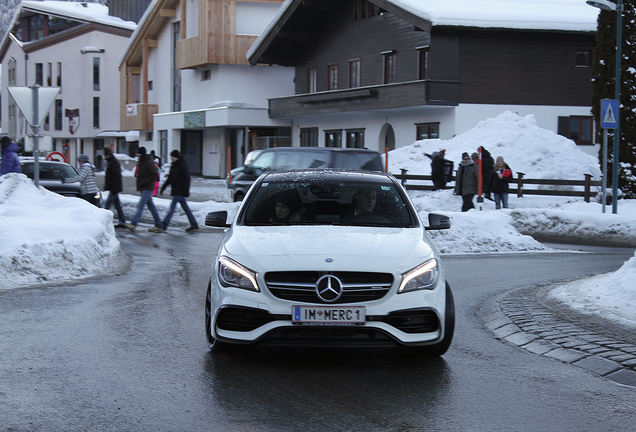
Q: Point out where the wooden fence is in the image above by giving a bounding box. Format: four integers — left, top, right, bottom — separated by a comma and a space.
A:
394, 169, 602, 203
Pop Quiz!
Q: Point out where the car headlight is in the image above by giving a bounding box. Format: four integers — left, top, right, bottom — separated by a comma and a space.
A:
398, 259, 439, 293
218, 256, 259, 292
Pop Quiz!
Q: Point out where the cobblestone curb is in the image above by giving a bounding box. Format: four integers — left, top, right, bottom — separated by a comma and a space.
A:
479, 286, 636, 388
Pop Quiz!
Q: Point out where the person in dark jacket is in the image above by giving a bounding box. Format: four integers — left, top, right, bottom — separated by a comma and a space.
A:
125, 147, 163, 233
1, 136, 21, 175
454, 152, 478, 212
479, 146, 495, 200
160, 149, 199, 232
103, 147, 128, 227
425, 149, 451, 190
492, 156, 513, 209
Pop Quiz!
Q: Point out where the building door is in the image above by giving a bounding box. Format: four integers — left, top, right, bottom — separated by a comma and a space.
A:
379, 123, 395, 152
181, 130, 202, 175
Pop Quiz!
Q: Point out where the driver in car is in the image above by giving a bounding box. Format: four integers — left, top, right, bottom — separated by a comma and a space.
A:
341, 188, 377, 221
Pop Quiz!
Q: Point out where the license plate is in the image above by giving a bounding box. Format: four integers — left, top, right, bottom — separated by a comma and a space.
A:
292, 306, 366, 325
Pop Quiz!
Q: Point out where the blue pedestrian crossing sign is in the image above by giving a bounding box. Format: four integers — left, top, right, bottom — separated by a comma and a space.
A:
601, 99, 618, 129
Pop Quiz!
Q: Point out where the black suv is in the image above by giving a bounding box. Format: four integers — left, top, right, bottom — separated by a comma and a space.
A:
227, 147, 384, 201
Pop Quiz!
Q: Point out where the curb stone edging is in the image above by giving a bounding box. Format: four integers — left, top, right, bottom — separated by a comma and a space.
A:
479, 287, 636, 388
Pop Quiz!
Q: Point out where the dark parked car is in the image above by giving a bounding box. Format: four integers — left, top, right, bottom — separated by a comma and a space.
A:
20, 160, 82, 198
227, 147, 384, 201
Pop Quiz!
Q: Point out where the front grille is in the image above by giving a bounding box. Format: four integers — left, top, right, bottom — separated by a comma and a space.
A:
265, 271, 393, 304
258, 326, 398, 348
61, 193, 79, 197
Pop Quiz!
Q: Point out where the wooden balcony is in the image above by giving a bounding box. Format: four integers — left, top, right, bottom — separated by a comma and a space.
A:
269, 80, 460, 118
120, 103, 158, 131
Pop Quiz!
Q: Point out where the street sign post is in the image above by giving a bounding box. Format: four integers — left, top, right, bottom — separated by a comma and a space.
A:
600, 98, 619, 214
8, 85, 60, 187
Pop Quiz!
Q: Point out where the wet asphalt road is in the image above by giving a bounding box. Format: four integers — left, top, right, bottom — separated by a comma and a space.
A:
1, 230, 636, 431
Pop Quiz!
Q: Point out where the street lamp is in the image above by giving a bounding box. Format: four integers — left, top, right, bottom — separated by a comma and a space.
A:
587, 0, 622, 214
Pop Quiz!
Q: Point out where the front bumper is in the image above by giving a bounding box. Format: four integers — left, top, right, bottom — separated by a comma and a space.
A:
208, 276, 447, 347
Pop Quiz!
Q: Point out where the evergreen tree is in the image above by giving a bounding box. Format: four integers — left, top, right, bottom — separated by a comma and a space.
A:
591, 0, 636, 199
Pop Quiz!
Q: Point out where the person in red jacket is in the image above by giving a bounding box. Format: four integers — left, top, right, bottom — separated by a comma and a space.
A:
492, 156, 513, 209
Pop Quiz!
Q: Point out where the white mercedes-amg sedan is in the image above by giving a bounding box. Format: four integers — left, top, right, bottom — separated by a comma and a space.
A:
204, 169, 454, 356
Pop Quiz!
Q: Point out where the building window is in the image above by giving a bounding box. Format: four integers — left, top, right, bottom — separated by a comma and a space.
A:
575, 49, 593, 68
148, 81, 153, 91
300, 127, 319, 147
416, 123, 440, 140
93, 97, 100, 128
346, 129, 365, 148
417, 46, 429, 80
352, 0, 383, 21
55, 100, 63, 130
29, 14, 44, 41
327, 64, 338, 91
325, 130, 342, 147
570, 116, 593, 143
172, 22, 181, 112
558, 116, 593, 145
44, 114, 50, 131
202, 69, 211, 80
349, 59, 360, 88
8, 58, 16, 84
382, 51, 396, 84
47, 63, 52, 86
146, 131, 153, 141
307, 67, 317, 93
57, 62, 62, 87
160, 130, 168, 160
35, 63, 43, 85
93, 57, 100, 91
48, 17, 75, 35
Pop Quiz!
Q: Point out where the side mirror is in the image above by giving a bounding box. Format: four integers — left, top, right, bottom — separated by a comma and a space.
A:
426, 213, 451, 230
205, 211, 231, 228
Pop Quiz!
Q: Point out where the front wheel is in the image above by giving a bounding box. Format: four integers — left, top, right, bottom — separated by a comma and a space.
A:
205, 279, 230, 352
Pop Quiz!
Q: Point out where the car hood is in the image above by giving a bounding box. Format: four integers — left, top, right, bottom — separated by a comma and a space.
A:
222, 226, 436, 273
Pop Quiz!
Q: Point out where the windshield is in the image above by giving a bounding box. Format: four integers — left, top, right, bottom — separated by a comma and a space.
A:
21, 163, 78, 180
242, 178, 415, 228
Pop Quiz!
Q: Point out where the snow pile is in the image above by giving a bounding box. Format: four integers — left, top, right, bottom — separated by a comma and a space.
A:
387, 111, 602, 182
0, 173, 126, 289
509, 201, 636, 246
548, 251, 636, 328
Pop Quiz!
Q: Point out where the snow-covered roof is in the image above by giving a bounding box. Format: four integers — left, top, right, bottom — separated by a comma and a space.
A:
21, 1, 136, 31
386, 0, 599, 32
248, 0, 600, 60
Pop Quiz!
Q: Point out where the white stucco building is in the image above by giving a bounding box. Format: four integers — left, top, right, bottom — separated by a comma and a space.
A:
0, 1, 137, 168
119, 0, 294, 176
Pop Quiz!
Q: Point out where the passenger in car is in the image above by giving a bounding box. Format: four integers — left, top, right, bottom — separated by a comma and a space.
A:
270, 189, 302, 223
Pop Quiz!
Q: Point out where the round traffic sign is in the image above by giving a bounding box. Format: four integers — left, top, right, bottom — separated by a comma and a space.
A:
46, 152, 67, 163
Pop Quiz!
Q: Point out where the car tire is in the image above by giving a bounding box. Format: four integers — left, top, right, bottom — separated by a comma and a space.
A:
233, 191, 245, 202
405, 283, 455, 357
205, 279, 229, 352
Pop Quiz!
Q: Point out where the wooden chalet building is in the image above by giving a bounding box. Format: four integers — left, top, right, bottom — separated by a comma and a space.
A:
248, 0, 600, 154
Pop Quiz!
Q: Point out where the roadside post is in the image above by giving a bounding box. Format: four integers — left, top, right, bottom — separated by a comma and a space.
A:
476, 146, 484, 211
600, 98, 619, 213
8, 85, 60, 188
